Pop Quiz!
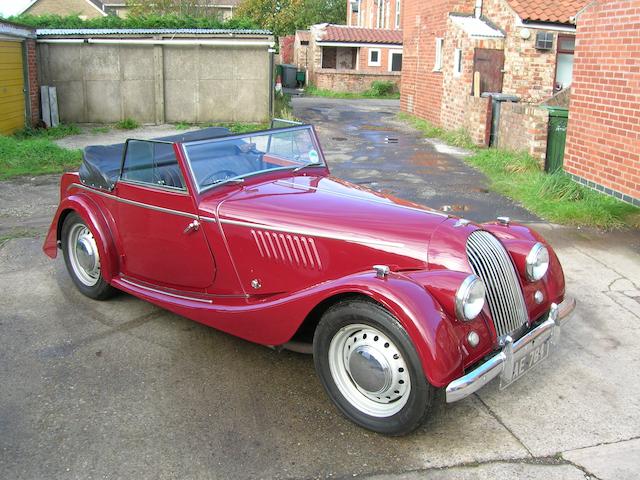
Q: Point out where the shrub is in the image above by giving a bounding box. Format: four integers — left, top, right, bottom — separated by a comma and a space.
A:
115, 118, 139, 130
366, 80, 396, 97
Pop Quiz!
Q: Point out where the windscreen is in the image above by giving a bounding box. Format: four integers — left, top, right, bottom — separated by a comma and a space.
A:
183, 126, 324, 191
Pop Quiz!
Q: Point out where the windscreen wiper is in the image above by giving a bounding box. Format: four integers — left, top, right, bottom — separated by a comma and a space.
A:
202, 177, 245, 187
292, 162, 322, 173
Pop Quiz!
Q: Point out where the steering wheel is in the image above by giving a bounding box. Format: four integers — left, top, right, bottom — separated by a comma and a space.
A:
201, 169, 240, 186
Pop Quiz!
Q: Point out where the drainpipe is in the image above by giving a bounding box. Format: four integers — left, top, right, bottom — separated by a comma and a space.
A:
475, 0, 483, 18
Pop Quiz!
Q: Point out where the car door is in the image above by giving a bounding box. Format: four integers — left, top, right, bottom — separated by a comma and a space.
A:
113, 139, 216, 291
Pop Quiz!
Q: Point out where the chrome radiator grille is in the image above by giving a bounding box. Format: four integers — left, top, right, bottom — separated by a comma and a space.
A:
466, 230, 528, 338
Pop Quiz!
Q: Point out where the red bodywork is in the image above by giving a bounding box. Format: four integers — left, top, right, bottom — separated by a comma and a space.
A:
44, 131, 566, 389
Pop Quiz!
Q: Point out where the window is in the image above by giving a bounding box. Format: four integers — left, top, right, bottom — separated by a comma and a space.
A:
434, 38, 443, 71
536, 31, 554, 50
395, 0, 401, 29
555, 35, 576, 91
453, 48, 462, 76
368, 48, 381, 67
122, 140, 185, 190
389, 50, 403, 72
322, 46, 337, 68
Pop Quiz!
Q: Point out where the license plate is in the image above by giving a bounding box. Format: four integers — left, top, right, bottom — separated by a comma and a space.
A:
500, 336, 551, 389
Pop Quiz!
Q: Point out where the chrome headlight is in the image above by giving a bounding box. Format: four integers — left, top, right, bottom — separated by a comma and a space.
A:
526, 243, 549, 281
455, 275, 486, 322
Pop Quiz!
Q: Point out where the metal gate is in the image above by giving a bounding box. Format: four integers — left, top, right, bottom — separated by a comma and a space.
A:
545, 107, 569, 172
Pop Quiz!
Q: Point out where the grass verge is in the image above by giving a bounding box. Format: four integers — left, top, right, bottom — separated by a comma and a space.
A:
305, 84, 400, 100
0, 136, 82, 180
399, 113, 640, 229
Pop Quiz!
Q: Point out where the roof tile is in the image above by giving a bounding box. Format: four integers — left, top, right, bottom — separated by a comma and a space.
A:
507, 0, 588, 24
318, 25, 402, 45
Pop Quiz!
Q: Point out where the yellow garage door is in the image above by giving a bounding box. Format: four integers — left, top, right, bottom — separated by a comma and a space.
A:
0, 41, 26, 135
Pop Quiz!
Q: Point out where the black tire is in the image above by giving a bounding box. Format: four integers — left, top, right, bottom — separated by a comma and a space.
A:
61, 212, 116, 300
313, 299, 434, 435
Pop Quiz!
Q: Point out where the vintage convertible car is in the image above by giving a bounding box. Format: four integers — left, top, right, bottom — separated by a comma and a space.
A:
44, 123, 575, 435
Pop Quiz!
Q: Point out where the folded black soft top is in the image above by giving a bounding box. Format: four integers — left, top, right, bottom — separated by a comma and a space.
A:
78, 127, 231, 191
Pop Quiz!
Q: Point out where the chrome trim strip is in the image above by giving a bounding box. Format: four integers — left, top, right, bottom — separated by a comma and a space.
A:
445, 299, 575, 403
219, 218, 405, 248
119, 277, 214, 304
275, 180, 449, 218
68, 183, 199, 220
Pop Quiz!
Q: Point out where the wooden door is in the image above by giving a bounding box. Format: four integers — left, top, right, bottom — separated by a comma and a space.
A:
473, 48, 504, 95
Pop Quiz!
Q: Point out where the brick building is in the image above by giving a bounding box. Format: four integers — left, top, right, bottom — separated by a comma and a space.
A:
401, 0, 586, 153
563, 0, 640, 205
347, 0, 402, 30
305, 24, 403, 93
0, 21, 39, 135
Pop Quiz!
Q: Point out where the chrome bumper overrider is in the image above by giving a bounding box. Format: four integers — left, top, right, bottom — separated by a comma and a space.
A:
445, 297, 576, 403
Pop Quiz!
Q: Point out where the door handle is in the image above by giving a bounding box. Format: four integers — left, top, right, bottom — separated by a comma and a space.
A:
183, 220, 200, 234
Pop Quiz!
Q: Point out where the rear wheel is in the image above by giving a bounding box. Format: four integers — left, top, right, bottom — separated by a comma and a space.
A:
61, 212, 116, 300
313, 299, 434, 435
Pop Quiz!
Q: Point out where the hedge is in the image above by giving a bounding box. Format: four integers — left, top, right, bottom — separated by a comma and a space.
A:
5, 13, 261, 31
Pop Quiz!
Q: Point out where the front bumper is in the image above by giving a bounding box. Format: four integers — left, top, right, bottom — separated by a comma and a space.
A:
445, 297, 576, 403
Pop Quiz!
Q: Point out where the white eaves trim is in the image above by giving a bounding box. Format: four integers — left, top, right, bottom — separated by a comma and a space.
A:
449, 15, 504, 38
514, 17, 577, 33
317, 41, 402, 49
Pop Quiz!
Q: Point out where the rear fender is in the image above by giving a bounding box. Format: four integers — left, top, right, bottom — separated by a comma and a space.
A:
42, 194, 118, 282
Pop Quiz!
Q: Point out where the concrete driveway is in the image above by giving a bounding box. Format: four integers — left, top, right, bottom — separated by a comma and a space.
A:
1, 99, 639, 479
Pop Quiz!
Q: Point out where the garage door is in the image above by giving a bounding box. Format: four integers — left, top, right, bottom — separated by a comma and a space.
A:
0, 40, 26, 135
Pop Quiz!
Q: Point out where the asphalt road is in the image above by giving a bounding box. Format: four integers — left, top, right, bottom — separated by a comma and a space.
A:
1, 98, 639, 479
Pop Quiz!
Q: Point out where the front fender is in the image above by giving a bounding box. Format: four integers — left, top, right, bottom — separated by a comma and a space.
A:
42, 194, 118, 282
316, 271, 464, 388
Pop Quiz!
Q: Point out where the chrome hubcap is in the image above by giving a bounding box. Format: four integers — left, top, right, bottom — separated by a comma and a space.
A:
68, 224, 100, 287
328, 324, 411, 417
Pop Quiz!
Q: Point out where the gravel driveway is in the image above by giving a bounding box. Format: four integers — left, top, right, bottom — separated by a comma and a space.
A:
1, 101, 639, 479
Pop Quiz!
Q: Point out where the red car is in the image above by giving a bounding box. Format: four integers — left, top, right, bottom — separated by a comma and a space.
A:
44, 124, 575, 435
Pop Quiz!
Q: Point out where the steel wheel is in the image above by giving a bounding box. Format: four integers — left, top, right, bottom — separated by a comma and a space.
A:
67, 223, 101, 287
61, 212, 116, 300
314, 299, 434, 435
328, 323, 411, 417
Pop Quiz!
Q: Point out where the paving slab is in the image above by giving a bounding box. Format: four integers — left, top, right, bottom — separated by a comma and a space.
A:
362, 461, 587, 480
563, 438, 640, 480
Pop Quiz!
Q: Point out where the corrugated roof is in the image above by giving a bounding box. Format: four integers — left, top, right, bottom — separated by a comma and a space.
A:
317, 25, 402, 45
508, 0, 587, 24
450, 15, 504, 38
36, 28, 272, 36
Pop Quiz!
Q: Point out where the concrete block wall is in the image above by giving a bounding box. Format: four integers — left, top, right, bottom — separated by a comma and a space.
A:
564, 0, 640, 205
497, 102, 549, 163
38, 39, 271, 125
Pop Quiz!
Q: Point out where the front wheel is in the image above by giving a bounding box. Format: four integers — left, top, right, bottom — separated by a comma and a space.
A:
313, 299, 434, 435
61, 212, 116, 300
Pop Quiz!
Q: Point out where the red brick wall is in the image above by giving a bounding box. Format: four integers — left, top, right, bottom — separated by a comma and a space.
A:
279, 35, 294, 65
400, 0, 469, 126
348, 0, 402, 29
497, 103, 549, 164
25, 39, 40, 127
314, 70, 401, 93
564, 0, 640, 204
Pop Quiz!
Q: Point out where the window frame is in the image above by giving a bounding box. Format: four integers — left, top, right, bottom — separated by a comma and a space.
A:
453, 48, 462, 77
554, 34, 576, 91
368, 48, 382, 67
181, 125, 326, 194
119, 138, 188, 193
388, 49, 403, 72
434, 37, 444, 72
395, 0, 401, 29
